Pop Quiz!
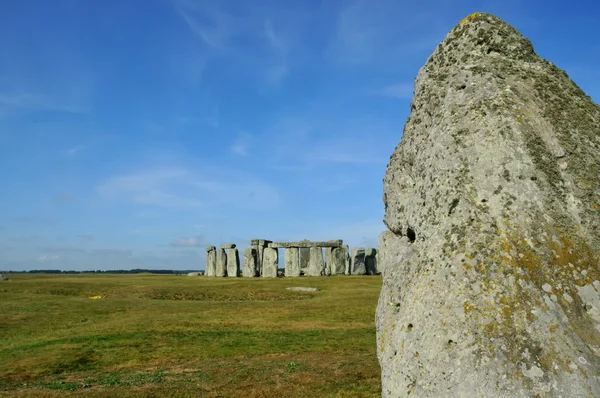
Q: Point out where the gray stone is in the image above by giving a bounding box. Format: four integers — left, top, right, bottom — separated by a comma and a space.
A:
284, 247, 300, 277
331, 246, 348, 275
216, 248, 227, 277
324, 248, 333, 276
0, 274, 7, 281
205, 247, 217, 277
267, 240, 343, 248
299, 247, 310, 275
377, 12, 600, 397
351, 248, 366, 275
220, 243, 236, 249
365, 248, 378, 275
262, 247, 278, 278
226, 248, 240, 277
242, 248, 257, 277
187, 272, 201, 277
286, 287, 321, 292
251, 239, 271, 277
342, 245, 351, 275
307, 247, 325, 276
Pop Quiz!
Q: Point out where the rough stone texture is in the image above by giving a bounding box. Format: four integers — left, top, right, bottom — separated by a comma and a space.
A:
268, 239, 342, 248
242, 248, 257, 277
365, 248, 378, 275
187, 272, 201, 277
351, 248, 366, 275
324, 248, 333, 276
331, 246, 348, 275
284, 247, 300, 277
299, 248, 310, 275
0, 274, 8, 280
286, 287, 321, 292
377, 12, 600, 398
205, 246, 217, 277
251, 239, 271, 277
262, 247, 278, 278
342, 245, 351, 275
216, 248, 227, 277
226, 248, 240, 277
307, 247, 325, 276
220, 243, 236, 249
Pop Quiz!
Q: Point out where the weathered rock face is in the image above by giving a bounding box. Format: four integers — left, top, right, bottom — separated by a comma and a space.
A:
330, 246, 347, 275
242, 248, 257, 277
377, 12, 600, 398
262, 247, 278, 278
307, 247, 325, 276
351, 248, 366, 275
226, 248, 240, 277
284, 247, 300, 277
365, 248, 378, 275
299, 248, 310, 275
216, 249, 227, 277
205, 246, 217, 277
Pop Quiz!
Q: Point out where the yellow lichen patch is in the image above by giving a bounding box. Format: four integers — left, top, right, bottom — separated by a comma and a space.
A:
459, 12, 480, 25
464, 302, 475, 313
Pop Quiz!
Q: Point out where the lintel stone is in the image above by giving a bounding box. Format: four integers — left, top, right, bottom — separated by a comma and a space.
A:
268, 239, 343, 249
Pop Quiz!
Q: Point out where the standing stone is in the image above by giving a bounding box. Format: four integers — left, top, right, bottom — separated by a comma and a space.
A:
365, 248, 378, 275
307, 247, 324, 276
377, 13, 600, 397
284, 247, 300, 277
205, 246, 217, 277
324, 248, 333, 276
350, 248, 366, 275
299, 247, 310, 275
331, 246, 348, 275
251, 239, 271, 277
242, 248, 257, 277
262, 247, 278, 278
216, 248, 227, 277
342, 245, 351, 275
226, 248, 240, 277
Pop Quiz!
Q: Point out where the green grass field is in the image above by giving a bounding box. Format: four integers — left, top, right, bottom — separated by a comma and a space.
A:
0, 274, 382, 397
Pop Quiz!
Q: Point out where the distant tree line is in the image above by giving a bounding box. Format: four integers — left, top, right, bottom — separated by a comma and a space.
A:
0, 269, 201, 275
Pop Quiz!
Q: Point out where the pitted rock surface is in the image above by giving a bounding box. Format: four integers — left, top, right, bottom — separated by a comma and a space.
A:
377, 12, 600, 398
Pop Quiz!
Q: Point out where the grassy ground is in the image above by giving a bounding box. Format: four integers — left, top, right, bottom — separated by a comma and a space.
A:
0, 274, 382, 397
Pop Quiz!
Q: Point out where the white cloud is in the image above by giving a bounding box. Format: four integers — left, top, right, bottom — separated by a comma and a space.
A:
375, 83, 414, 99
96, 162, 281, 210
230, 132, 252, 156
37, 254, 59, 263
0, 92, 90, 113
170, 236, 207, 247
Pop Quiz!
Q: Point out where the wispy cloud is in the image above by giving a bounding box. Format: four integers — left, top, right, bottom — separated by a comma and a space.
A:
374, 83, 414, 99
96, 162, 281, 210
0, 92, 90, 113
65, 145, 86, 157
175, 0, 232, 49
230, 131, 252, 156
37, 254, 59, 263
170, 236, 207, 248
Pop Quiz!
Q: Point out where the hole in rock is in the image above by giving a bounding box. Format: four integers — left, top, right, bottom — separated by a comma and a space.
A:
448, 198, 460, 216
481, 199, 487, 203
458, 84, 466, 90
406, 228, 416, 243
407, 323, 413, 332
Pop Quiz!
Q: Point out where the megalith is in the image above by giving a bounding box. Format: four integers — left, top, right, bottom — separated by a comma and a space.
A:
350, 248, 366, 275
377, 12, 600, 397
330, 246, 348, 275
284, 247, 300, 277
324, 248, 333, 276
307, 247, 324, 276
262, 247, 278, 278
365, 248, 378, 275
299, 247, 310, 275
216, 248, 227, 277
226, 247, 240, 277
205, 246, 217, 276
242, 248, 257, 277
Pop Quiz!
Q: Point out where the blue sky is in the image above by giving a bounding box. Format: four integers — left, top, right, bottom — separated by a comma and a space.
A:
1, 0, 598, 271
